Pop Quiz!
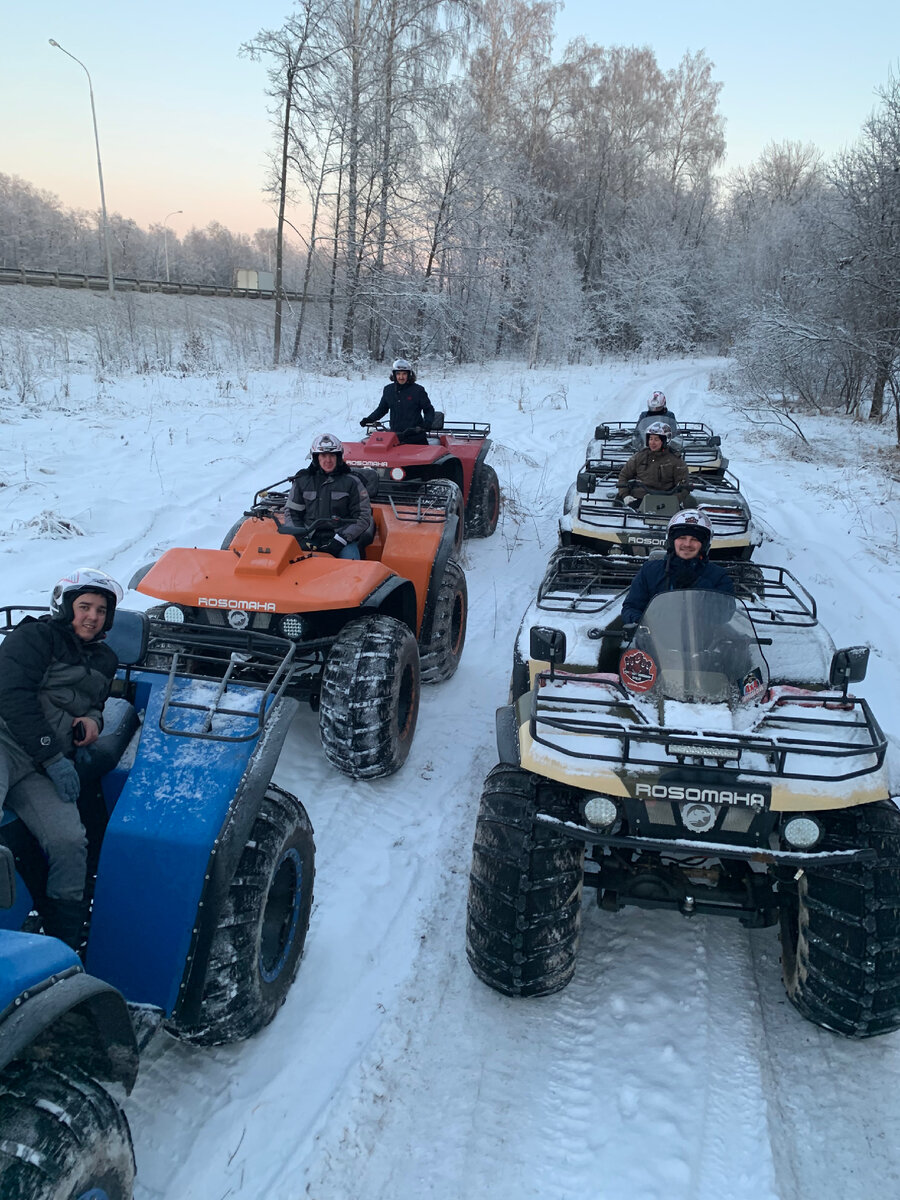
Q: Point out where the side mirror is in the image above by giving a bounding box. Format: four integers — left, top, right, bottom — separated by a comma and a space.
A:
710, 435, 721, 446
530, 626, 566, 667
830, 646, 869, 688
0, 845, 15, 910
430, 411, 445, 431
594, 424, 610, 440
576, 470, 597, 495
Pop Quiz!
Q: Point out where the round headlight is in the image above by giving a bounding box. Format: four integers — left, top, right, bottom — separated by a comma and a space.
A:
783, 816, 822, 850
390, 467, 406, 481
228, 609, 250, 630
163, 605, 185, 624
280, 614, 307, 640
583, 796, 618, 828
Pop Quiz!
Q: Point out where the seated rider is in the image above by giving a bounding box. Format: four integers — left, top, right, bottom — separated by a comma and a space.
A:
360, 358, 435, 446
286, 434, 374, 559
621, 511, 733, 625
0, 567, 123, 949
635, 389, 678, 432
616, 422, 690, 506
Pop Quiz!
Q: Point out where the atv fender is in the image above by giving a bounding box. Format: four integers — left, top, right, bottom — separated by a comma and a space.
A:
495, 705, 521, 765
85, 678, 300, 1020
0, 931, 138, 1090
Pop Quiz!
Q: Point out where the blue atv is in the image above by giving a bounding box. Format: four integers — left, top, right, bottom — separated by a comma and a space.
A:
0, 606, 315, 1191
0, 843, 139, 1198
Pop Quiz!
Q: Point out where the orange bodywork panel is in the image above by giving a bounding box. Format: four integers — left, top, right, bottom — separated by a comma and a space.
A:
137, 505, 443, 633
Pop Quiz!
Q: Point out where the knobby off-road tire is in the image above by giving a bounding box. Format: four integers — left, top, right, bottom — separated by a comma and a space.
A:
419, 559, 467, 684
423, 478, 465, 555
467, 765, 584, 996
0, 1061, 135, 1200
176, 784, 315, 1046
779, 799, 900, 1038
319, 615, 420, 779
466, 463, 501, 538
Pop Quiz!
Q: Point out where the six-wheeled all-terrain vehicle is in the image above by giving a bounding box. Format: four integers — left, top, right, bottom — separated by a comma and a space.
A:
132, 472, 468, 779
1, 605, 315, 1051
560, 462, 760, 561
467, 555, 900, 1039
341, 412, 501, 539
0, 844, 139, 1199
586, 417, 728, 478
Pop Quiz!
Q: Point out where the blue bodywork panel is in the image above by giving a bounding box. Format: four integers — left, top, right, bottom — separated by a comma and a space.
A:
0, 930, 81, 1008
85, 669, 272, 1013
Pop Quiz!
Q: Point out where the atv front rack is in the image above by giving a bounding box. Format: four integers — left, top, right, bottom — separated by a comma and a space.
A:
139, 621, 300, 742
575, 495, 749, 539
528, 673, 887, 783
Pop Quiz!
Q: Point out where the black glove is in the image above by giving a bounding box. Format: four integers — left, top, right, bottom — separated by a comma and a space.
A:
322, 536, 346, 556
45, 756, 81, 803
360, 416, 372, 427
611, 496, 625, 507
621, 622, 638, 641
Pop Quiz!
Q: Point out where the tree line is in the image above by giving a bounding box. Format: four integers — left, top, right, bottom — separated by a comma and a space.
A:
1, 0, 898, 430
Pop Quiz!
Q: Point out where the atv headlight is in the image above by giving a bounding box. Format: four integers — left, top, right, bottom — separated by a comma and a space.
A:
390, 467, 406, 481
163, 605, 185, 623
280, 614, 308, 640
583, 795, 618, 828
783, 816, 822, 850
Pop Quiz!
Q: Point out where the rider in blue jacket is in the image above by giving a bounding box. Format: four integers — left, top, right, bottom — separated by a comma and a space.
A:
622, 511, 733, 625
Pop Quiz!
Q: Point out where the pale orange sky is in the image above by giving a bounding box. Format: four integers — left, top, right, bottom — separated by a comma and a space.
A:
2, 0, 897, 239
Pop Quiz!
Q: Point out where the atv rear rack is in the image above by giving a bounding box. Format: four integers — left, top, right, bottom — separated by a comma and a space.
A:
438, 421, 490, 440
528, 674, 887, 783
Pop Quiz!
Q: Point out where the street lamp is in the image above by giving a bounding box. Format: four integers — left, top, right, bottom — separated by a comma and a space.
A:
49, 38, 115, 294
162, 210, 182, 283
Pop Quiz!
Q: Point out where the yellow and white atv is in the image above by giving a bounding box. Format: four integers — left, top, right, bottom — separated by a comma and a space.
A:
467, 561, 900, 1039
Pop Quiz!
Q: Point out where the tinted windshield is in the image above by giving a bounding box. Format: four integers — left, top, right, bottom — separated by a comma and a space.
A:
620, 589, 769, 704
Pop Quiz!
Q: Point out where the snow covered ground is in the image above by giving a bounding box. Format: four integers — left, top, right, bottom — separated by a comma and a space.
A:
2, 345, 900, 1199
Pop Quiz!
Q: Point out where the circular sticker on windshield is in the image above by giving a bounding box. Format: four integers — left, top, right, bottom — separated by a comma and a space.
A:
620, 648, 657, 692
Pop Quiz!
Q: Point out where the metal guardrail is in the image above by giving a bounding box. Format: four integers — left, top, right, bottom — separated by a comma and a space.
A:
0, 265, 324, 302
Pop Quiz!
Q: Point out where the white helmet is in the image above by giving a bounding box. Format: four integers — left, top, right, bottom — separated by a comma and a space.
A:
310, 432, 343, 456
50, 567, 124, 632
392, 358, 412, 373
645, 420, 672, 446
649, 391, 667, 411
666, 509, 712, 551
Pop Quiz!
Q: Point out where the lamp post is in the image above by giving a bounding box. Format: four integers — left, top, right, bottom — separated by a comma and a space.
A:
49, 38, 115, 294
162, 210, 182, 283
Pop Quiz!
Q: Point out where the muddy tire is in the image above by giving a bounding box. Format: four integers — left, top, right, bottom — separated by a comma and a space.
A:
173, 785, 314, 1046
319, 615, 420, 778
220, 516, 246, 550
419, 560, 467, 684
423, 478, 465, 554
467, 765, 584, 996
0, 1062, 135, 1200
466, 463, 501, 538
779, 799, 900, 1038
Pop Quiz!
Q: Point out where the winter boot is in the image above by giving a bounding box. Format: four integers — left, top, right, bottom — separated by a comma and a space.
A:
41, 897, 90, 955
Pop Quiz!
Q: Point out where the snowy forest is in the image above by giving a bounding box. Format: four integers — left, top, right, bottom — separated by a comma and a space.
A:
1, 0, 899, 427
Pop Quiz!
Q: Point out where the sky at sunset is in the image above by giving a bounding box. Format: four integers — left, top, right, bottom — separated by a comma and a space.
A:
2, 0, 897, 242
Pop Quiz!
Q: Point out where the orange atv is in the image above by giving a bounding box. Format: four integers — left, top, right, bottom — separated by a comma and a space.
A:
130, 473, 466, 780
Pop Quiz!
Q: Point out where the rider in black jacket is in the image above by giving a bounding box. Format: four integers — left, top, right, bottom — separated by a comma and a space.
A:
361, 358, 435, 445
0, 567, 122, 948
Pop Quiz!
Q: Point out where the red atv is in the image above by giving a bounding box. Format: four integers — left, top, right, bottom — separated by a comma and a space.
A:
342, 413, 501, 541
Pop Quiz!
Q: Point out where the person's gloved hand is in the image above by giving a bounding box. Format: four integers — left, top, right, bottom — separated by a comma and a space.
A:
45, 756, 81, 803
360, 416, 372, 427
611, 496, 625, 507
323, 536, 347, 556
621, 622, 638, 642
